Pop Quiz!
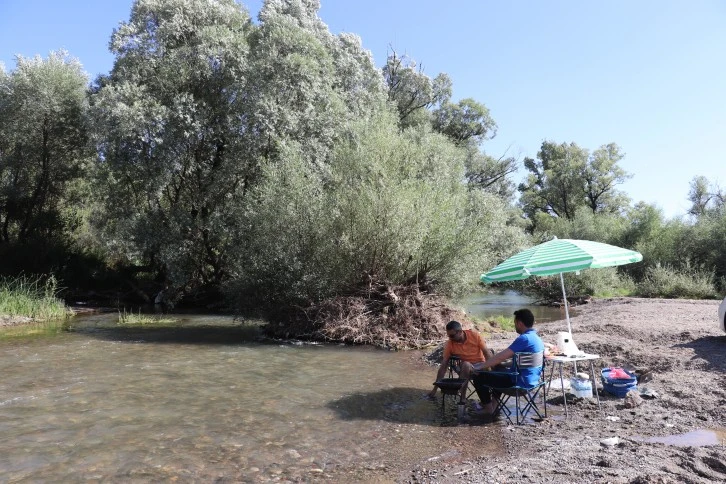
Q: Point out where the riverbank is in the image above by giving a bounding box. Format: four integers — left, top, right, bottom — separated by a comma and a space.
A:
0, 315, 35, 327
406, 297, 726, 483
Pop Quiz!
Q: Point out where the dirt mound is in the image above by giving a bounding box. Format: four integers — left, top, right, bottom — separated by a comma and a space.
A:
264, 282, 473, 349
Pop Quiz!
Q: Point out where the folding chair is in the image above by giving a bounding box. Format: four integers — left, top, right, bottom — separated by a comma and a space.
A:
447, 355, 477, 401
432, 356, 476, 418
476, 351, 547, 425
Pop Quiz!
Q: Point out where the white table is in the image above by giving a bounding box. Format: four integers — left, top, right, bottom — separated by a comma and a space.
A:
546, 353, 601, 417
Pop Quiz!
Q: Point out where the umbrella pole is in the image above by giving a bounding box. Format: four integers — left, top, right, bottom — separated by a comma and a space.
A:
559, 272, 572, 334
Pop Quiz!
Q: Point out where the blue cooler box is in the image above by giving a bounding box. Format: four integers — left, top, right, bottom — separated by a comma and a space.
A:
601, 368, 638, 397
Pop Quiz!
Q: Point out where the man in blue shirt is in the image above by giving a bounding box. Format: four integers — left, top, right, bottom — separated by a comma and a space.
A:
471, 308, 545, 417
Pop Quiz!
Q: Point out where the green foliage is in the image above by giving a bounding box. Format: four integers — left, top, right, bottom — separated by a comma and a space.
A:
520, 267, 634, 303
0, 50, 91, 246
432, 98, 497, 146
472, 314, 515, 333
91, 0, 389, 302
0, 275, 68, 320
687, 176, 725, 216
635, 263, 717, 299
382, 50, 452, 130
228, 112, 526, 307
92, 0, 254, 295
519, 141, 631, 225
464, 150, 518, 200
533, 207, 627, 245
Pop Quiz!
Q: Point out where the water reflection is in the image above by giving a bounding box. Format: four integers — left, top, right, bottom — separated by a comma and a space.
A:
634, 428, 726, 447
458, 290, 574, 324
0, 314, 497, 482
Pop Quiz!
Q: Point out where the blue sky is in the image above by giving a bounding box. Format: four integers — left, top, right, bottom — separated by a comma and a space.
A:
2, 0, 724, 219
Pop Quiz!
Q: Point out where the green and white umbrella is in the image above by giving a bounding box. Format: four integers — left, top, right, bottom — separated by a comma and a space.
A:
481, 238, 643, 334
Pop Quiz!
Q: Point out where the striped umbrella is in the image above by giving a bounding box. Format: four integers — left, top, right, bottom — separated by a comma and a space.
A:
481, 238, 643, 333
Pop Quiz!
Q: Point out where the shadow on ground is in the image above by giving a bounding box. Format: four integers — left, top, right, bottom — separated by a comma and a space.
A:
674, 335, 726, 373
326, 386, 469, 426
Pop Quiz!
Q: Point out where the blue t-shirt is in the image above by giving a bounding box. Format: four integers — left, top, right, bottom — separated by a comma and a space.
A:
508, 328, 545, 387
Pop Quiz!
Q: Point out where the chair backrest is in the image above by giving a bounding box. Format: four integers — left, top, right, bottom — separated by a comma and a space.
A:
513, 351, 545, 388
515, 351, 544, 370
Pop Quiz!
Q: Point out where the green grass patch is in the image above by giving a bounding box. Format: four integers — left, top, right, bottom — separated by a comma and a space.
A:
0, 320, 68, 340
0, 275, 69, 320
117, 308, 180, 325
472, 314, 516, 333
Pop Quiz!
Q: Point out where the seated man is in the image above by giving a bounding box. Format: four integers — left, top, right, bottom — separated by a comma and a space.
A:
471, 308, 545, 416
428, 320, 492, 404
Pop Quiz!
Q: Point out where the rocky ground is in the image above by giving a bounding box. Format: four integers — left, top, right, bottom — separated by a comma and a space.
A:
405, 297, 726, 484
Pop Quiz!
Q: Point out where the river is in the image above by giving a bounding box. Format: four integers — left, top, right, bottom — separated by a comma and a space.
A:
0, 292, 554, 481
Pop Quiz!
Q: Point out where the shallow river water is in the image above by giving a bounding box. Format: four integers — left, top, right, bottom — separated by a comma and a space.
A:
0, 314, 500, 482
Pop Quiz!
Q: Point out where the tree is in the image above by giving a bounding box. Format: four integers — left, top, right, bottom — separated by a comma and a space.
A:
91, 0, 388, 300
382, 50, 451, 130
229, 111, 525, 307
687, 175, 725, 217
583, 143, 631, 214
91, 0, 254, 296
518, 141, 631, 224
247, 0, 386, 167
432, 98, 497, 147
0, 51, 90, 245
464, 150, 518, 199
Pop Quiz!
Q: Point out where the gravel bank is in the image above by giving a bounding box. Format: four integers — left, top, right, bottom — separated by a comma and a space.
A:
407, 297, 726, 483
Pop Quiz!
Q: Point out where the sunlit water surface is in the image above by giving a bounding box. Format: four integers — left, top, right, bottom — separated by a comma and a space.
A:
457, 290, 574, 324
0, 314, 498, 482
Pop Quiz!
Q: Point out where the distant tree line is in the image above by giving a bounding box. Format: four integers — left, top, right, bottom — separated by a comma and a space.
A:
1, 0, 723, 318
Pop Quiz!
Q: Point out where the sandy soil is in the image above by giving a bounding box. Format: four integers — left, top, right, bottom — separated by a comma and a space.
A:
405, 297, 726, 484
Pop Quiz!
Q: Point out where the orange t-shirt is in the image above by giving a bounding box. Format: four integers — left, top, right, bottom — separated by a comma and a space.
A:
443, 329, 487, 363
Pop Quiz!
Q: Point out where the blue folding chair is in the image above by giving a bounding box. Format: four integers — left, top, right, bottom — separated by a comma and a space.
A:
475, 351, 547, 425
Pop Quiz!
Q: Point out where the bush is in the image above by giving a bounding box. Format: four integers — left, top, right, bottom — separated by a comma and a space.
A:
519, 267, 635, 304
229, 114, 525, 309
635, 264, 717, 299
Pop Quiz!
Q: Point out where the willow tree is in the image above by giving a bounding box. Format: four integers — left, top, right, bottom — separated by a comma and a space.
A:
230, 110, 525, 307
91, 0, 387, 300
91, 0, 254, 297
247, 0, 386, 167
0, 51, 90, 247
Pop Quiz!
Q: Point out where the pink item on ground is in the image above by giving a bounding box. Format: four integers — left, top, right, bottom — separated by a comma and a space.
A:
607, 367, 631, 379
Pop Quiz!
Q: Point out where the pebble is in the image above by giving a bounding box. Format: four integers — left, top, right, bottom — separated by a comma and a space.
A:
600, 437, 620, 447
605, 416, 620, 422
624, 391, 643, 408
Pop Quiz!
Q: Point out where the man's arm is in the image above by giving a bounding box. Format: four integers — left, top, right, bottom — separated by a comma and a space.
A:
481, 348, 514, 370
479, 337, 494, 361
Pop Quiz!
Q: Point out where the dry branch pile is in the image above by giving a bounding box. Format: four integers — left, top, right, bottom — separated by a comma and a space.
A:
264, 281, 472, 349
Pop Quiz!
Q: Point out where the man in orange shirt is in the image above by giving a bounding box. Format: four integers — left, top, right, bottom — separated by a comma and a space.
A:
428, 320, 492, 403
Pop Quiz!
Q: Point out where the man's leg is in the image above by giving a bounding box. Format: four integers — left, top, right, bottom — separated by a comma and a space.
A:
457, 361, 474, 403
472, 371, 516, 414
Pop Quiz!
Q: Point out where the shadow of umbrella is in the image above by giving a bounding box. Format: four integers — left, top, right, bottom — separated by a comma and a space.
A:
326, 387, 461, 426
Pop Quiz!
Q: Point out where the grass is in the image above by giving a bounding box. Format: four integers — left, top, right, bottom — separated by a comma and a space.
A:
117, 308, 180, 325
0, 320, 69, 340
0, 275, 69, 320
473, 314, 516, 333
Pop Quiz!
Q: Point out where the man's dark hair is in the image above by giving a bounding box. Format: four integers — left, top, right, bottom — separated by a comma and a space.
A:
513, 309, 535, 328
446, 320, 462, 331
